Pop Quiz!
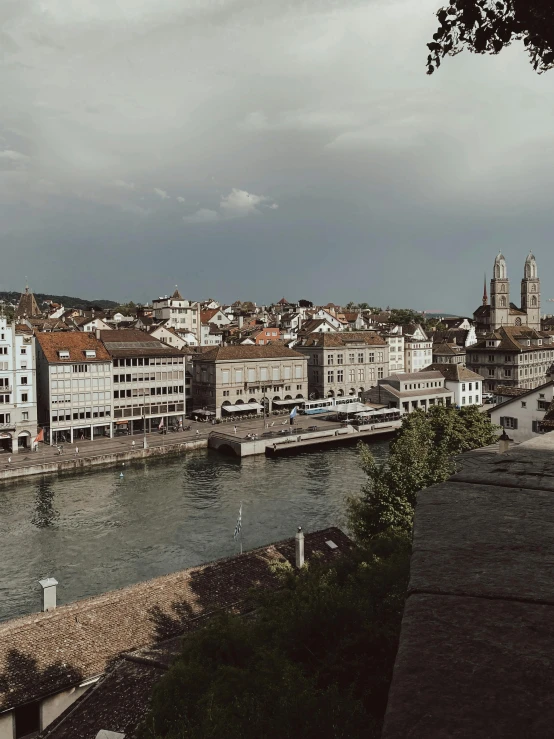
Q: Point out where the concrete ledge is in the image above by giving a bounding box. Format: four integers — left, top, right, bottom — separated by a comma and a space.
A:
0, 440, 207, 484
382, 434, 554, 739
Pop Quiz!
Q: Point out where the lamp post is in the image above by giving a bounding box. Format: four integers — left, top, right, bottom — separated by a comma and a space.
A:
142, 413, 148, 449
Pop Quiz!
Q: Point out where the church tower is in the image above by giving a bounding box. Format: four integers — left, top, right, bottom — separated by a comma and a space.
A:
490, 253, 509, 329
521, 252, 540, 330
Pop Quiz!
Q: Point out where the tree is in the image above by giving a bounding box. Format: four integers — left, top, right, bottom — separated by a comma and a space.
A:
298, 299, 314, 308
427, 1, 554, 75
387, 308, 425, 326
345, 301, 356, 310
140, 533, 410, 739
348, 406, 498, 541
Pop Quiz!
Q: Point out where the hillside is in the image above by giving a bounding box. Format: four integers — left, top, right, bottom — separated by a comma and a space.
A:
0, 291, 118, 311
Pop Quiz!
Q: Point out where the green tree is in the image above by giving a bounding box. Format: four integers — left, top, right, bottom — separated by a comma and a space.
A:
345, 301, 356, 310
387, 308, 425, 326
140, 533, 411, 739
427, 1, 554, 75
348, 406, 498, 541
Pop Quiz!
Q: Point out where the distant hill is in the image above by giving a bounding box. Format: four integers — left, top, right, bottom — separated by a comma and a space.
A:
0, 291, 118, 311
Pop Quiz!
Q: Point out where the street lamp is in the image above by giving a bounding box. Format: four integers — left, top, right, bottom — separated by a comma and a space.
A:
142, 413, 148, 449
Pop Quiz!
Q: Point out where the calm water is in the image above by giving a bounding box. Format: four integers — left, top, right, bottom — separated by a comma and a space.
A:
0, 441, 389, 622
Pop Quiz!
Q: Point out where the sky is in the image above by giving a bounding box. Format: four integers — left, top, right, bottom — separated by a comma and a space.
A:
1, 0, 554, 315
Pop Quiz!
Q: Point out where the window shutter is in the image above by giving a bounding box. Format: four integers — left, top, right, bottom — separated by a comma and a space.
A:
514, 418, 518, 430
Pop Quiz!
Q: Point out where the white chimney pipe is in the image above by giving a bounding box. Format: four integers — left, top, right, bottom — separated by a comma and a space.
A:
295, 526, 304, 568
39, 577, 58, 612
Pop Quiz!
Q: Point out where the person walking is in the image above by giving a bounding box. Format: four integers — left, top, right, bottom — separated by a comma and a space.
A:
234, 425, 237, 435
196, 429, 200, 437
75, 446, 79, 456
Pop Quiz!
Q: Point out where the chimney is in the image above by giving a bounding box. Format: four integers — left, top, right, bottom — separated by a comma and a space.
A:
39, 577, 58, 611
238, 315, 244, 330
96, 328, 101, 340
295, 526, 304, 568
498, 429, 512, 454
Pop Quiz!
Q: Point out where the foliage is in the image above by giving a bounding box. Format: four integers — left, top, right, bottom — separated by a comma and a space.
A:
427, 0, 554, 75
387, 308, 425, 326
348, 406, 498, 541
0, 291, 117, 311
140, 532, 411, 739
115, 301, 137, 316
298, 299, 314, 308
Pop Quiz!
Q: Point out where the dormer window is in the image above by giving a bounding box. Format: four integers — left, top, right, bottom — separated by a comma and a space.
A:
85, 350, 96, 358
58, 350, 70, 359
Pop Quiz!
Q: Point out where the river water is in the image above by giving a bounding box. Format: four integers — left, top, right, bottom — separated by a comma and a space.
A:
0, 441, 389, 622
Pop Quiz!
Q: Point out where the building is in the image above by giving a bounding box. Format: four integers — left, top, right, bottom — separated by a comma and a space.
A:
149, 323, 190, 350
466, 325, 554, 394
488, 379, 554, 443
365, 371, 454, 413
191, 345, 308, 419
0, 528, 350, 739
295, 332, 389, 400
100, 330, 186, 434
0, 318, 38, 453
423, 364, 484, 407
14, 285, 41, 320
473, 252, 541, 332
432, 341, 466, 365
152, 289, 200, 338
35, 332, 113, 445
402, 325, 432, 373
383, 332, 405, 373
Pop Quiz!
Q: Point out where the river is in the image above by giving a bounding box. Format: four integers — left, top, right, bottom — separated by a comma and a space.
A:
0, 441, 389, 622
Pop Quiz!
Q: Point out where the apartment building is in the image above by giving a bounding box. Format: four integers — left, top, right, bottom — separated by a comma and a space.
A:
152, 289, 200, 338
191, 345, 308, 419
100, 330, 186, 434
466, 325, 554, 393
423, 363, 484, 407
35, 332, 112, 445
403, 324, 432, 373
488, 379, 554, 443
295, 332, 389, 399
383, 332, 405, 373
0, 318, 38, 453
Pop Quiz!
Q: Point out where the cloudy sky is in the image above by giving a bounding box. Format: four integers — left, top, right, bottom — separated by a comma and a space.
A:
1, 0, 553, 314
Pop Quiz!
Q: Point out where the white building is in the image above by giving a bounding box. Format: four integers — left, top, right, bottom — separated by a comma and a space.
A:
423, 364, 483, 407
0, 318, 38, 453
149, 323, 190, 350
403, 324, 433, 373
383, 333, 405, 373
366, 371, 454, 414
489, 379, 554, 443
152, 289, 200, 338
35, 332, 113, 445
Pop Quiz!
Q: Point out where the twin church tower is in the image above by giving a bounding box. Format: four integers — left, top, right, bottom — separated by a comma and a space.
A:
474, 252, 541, 332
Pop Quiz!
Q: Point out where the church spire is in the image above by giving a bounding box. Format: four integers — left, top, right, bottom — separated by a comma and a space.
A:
482, 273, 488, 306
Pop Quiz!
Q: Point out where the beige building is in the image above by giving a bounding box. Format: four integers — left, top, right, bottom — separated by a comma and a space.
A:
191, 345, 308, 418
366, 371, 454, 414
295, 332, 389, 400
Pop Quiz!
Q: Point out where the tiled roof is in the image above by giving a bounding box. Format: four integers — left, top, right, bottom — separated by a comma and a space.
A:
377, 384, 452, 399
385, 371, 445, 382
0, 528, 351, 715
432, 342, 465, 356
300, 332, 387, 348
193, 345, 306, 361
200, 309, 219, 323
100, 330, 183, 358
472, 325, 552, 352
473, 305, 491, 318
422, 364, 484, 382
486, 380, 554, 413
15, 287, 41, 319
35, 332, 111, 363
171, 289, 183, 300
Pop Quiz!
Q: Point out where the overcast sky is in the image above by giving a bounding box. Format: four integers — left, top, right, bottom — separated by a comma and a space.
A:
1, 0, 553, 314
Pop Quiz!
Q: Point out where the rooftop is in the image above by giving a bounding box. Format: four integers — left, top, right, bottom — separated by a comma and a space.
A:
0, 527, 351, 716
422, 364, 484, 382
193, 345, 306, 361
35, 332, 111, 363
100, 329, 183, 358
299, 331, 387, 348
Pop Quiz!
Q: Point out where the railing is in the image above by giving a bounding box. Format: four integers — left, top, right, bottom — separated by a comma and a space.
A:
0, 386, 12, 393
0, 423, 15, 430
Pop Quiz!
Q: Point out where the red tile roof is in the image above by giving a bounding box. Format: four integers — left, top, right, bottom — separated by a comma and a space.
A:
35, 332, 111, 363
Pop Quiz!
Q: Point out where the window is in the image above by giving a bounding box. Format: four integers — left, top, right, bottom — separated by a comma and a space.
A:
462, 383, 466, 391
85, 350, 96, 358
337, 353, 343, 365
521, 401, 527, 408
348, 353, 355, 363
358, 353, 364, 363
15, 700, 41, 738
22, 411, 28, 420
532, 420, 545, 434
296, 384, 302, 390
20, 347, 27, 355
500, 417, 518, 429
58, 350, 70, 359
327, 370, 334, 383
223, 390, 230, 396
21, 393, 28, 402
378, 367, 384, 379
337, 369, 344, 382
221, 370, 230, 385
327, 354, 334, 365
368, 352, 375, 363
358, 368, 364, 381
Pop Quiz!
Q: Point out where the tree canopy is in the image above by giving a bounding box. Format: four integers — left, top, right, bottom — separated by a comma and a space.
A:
427, 0, 554, 75
347, 405, 498, 540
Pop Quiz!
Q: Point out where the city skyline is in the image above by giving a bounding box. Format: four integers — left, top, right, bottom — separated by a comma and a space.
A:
1, 0, 554, 311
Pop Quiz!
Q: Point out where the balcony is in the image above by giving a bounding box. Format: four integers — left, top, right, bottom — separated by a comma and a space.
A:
0, 422, 15, 431
0, 386, 12, 394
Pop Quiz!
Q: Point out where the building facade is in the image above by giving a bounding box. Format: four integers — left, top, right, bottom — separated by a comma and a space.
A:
101, 330, 186, 434
365, 371, 454, 413
423, 363, 483, 407
35, 332, 113, 445
466, 325, 554, 393
473, 252, 541, 332
488, 380, 554, 443
403, 325, 432, 373
0, 318, 38, 453
295, 332, 389, 399
384, 332, 405, 373
191, 345, 308, 419
152, 289, 200, 338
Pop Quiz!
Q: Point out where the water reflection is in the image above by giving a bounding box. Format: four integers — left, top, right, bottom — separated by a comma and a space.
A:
31, 480, 59, 529
0, 442, 389, 622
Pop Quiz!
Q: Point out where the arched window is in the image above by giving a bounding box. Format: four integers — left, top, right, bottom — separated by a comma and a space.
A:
500, 296, 507, 307
531, 296, 537, 306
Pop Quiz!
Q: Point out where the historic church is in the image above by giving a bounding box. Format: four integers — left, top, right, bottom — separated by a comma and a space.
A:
473, 253, 541, 332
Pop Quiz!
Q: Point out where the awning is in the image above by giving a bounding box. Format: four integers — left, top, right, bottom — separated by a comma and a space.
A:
273, 399, 302, 406
336, 402, 370, 413
354, 407, 396, 416
193, 409, 215, 416
222, 403, 262, 412
116, 421, 129, 425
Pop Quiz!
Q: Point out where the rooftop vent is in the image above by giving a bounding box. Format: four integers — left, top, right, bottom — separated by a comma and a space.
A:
58, 350, 70, 358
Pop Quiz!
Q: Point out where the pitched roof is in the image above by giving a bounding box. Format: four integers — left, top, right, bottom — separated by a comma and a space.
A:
171, 288, 183, 300
100, 330, 183, 358
15, 286, 41, 319
299, 332, 387, 348
200, 309, 220, 323
472, 325, 553, 352
432, 342, 465, 356
376, 384, 452, 399
35, 332, 111, 363
422, 364, 484, 382
193, 344, 305, 361
0, 528, 351, 715
486, 379, 554, 412
386, 371, 445, 382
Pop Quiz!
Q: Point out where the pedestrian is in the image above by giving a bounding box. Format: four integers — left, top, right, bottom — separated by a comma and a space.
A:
75, 446, 79, 456
234, 425, 237, 435
132, 440, 135, 448
196, 429, 199, 437
8, 456, 11, 463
